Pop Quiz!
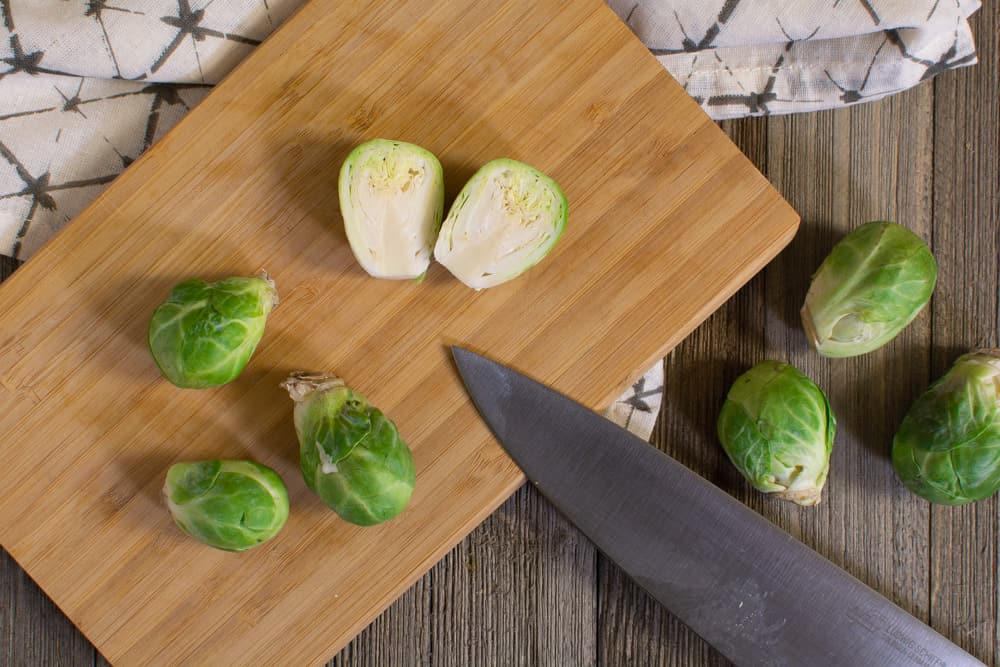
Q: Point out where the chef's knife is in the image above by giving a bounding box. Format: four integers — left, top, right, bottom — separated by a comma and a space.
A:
452, 347, 983, 667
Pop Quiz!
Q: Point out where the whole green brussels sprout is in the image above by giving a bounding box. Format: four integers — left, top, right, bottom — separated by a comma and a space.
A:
801, 221, 937, 358
281, 372, 415, 526
892, 350, 1000, 505
717, 361, 836, 506
434, 158, 567, 289
148, 272, 277, 388
164, 460, 289, 551
339, 138, 445, 280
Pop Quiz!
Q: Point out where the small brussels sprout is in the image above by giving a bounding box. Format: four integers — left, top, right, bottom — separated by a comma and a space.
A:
339, 139, 445, 279
281, 372, 415, 526
148, 272, 277, 388
717, 361, 836, 506
164, 460, 289, 551
892, 350, 1000, 505
801, 221, 937, 358
433, 158, 567, 289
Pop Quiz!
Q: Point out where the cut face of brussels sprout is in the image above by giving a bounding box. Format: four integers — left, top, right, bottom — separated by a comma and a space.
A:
164, 460, 289, 551
433, 158, 567, 289
717, 361, 836, 506
281, 372, 415, 526
892, 350, 1000, 505
801, 221, 937, 358
148, 272, 277, 388
339, 139, 444, 279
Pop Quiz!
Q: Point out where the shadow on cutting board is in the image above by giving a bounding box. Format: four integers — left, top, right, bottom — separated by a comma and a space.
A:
267, 131, 354, 248
81, 233, 257, 363
225, 363, 302, 472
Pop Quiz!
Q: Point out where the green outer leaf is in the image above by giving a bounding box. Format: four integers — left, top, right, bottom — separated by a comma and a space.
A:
433, 157, 568, 289
148, 274, 277, 388
339, 138, 445, 280
717, 361, 836, 506
284, 373, 416, 526
892, 350, 1000, 505
165, 459, 222, 504
164, 460, 289, 551
801, 221, 937, 358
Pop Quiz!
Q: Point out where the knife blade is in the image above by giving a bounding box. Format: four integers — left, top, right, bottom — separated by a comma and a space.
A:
452, 347, 983, 667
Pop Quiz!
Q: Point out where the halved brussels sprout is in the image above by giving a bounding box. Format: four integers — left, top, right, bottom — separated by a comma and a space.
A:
801, 221, 937, 358
148, 272, 277, 388
717, 361, 836, 506
164, 460, 289, 551
339, 139, 444, 279
433, 158, 567, 289
281, 372, 415, 526
892, 350, 1000, 505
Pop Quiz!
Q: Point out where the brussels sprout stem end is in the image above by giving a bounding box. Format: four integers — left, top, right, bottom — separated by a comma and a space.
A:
280, 372, 345, 403
257, 269, 279, 309
800, 303, 820, 353
776, 486, 822, 506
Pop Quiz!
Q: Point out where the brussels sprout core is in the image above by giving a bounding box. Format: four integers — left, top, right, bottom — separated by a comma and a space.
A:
892, 350, 1000, 505
281, 372, 415, 526
148, 272, 277, 388
163, 460, 289, 551
434, 158, 567, 289
717, 361, 836, 506
801, 221, 937, 358
339, 139, 444, 279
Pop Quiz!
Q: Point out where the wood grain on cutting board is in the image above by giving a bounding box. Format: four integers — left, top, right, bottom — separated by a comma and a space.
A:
0, 0, 797, 664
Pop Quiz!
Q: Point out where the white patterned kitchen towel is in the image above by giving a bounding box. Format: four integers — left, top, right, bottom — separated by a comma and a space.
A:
608, 0, 980, 119
0, 1, 981, 439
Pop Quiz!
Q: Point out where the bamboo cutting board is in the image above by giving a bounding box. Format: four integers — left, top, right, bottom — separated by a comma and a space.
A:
0, 0, 798, 664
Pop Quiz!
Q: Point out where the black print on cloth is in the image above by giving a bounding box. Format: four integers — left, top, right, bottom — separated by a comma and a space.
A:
887, 25, 977, 81
85, 1, 145, 79
643, 0, 742, 54
0, 2, 11, 31
1, 34, 62, 80
823, 36, 898, 104
618, 375, 665, 430
146, 0, 261, 81
0, 140, 117, 257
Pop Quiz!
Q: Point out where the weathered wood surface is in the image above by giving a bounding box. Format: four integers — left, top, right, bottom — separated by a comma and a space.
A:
2, 5, 997, 665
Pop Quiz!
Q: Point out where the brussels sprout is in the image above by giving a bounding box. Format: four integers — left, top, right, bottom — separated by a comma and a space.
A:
163, 460, 289, 551
339, 139, 445, 279
433, 158, 567, 289
281, 372, 415, 526
892, 350, 1000, 505
148, 272, 277, 388
801, 221, 937, 358
717, 361, 836, 506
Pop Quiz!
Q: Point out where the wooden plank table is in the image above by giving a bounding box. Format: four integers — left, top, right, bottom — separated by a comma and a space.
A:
2, 5, 996, 665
